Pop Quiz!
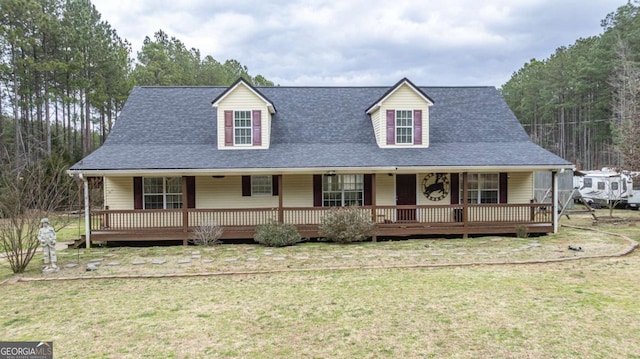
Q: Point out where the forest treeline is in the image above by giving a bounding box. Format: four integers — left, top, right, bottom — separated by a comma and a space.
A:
0, 0, 273, 166
501, 2, 640, 171
2, 1, 639, 172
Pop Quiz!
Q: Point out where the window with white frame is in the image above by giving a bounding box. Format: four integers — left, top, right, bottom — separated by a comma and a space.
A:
234, 110, 252, 145
143, 177, 182, 209
323, 174, 364, 206
462, 173, 499, 204
396, 110, 413, 144
252, 175, 272, 195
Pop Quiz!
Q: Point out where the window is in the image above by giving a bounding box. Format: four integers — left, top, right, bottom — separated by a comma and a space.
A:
252, 175, 272, 195
323, 174, 363, 206
611, 182, 619, 191
143, 177, 182, 209
463, 174, 499, 204
583, 178, 592, 188
395, 110, 413, 144
234, 110, 252, 145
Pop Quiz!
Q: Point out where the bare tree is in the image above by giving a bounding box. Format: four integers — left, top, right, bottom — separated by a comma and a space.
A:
0, 150, 78, 273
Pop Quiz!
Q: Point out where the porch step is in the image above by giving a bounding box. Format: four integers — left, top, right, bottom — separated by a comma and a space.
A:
67, 236, 87, 249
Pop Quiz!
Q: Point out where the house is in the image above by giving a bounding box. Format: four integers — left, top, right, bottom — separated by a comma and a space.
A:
68, 78, 573, 247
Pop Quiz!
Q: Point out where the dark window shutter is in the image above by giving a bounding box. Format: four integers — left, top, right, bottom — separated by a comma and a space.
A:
313, 175, 322, 207
272, 175, 279, 196
252, 110, 262, 146
386, 109, 395, 145
450, 173, 459, 205
413, 109, 422, 145
186, 176, 196, 208
364, 174, 373, 205
499, 172, 508, 203
242, 176, 251, 196
224, 110, 233, 146
133, 177, 143, 209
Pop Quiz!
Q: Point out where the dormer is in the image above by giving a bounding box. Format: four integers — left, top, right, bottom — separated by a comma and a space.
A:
366, 78, 434, 148
212, 78, 276, 150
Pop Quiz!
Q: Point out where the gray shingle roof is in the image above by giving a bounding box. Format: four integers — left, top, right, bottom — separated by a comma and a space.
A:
70, 85, 571, 171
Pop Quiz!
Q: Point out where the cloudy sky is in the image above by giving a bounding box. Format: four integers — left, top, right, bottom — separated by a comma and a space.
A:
92, 0, 624, 87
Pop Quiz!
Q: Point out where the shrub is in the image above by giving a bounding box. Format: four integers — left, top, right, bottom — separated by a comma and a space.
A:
319, 207, 374, 243
515, 225, 529, 239
254, 222, 301, 247
190, 222, 224, 246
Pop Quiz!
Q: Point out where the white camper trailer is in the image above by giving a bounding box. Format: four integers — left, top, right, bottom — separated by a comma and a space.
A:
626, 174, 640, 209
573, 169, 633, 208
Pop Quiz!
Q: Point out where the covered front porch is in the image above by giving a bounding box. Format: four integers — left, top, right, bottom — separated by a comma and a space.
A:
85, 203, 553, 244
77, 171, 561, 247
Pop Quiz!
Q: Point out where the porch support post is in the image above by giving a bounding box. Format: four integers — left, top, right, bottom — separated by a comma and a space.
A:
462, 172, 468, 239
371, 174, 377, 242
552, 170, 558, 233
182, 176, 188, 245
278, 175, 283, 223
82, 174, 91, 248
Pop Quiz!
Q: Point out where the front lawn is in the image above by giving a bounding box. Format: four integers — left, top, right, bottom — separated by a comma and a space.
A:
0, 210, 639, 358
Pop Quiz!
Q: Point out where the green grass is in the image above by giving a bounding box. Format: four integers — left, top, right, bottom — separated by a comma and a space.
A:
0, 209, 639, 358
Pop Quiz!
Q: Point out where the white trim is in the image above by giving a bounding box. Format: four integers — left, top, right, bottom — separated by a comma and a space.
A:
142, 177, 183, 209
212, 80, 276, 114
251, 175, 272, 196
233, 110, 253, 146
395, 109, 414, 145
68, 165, 574, 177
79, 173, 91, 248
366, 80, 434, 115
322, 174, 364, 207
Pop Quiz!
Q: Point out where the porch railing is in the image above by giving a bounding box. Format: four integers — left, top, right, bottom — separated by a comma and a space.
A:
91, 203, 552, 232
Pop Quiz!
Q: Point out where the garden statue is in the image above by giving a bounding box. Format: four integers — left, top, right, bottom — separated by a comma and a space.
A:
38, 218, 58, 273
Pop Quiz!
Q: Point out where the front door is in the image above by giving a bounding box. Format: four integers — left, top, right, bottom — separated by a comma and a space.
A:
396, 174, 416, 222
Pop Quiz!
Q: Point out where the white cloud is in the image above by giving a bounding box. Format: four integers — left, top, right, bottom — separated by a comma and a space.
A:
92, 0, 622, 86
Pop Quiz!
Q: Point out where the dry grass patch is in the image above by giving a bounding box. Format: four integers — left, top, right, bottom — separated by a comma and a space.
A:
2, 255, 640, 358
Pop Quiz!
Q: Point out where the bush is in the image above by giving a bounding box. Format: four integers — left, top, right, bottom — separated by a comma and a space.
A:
515, 225, 529, 239
254, 222, 301, 247
190, 222, 224, 246
319, 207, 374, 243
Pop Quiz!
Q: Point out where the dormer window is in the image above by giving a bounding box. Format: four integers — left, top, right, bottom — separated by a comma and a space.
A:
212, 78, 276, 150
366, 78, 433, 148
395, 110, 413, 144
234, 110, 252, 145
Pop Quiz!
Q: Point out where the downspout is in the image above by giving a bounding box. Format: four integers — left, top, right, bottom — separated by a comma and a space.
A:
552, 170, 559, 234
79, 173, 91, 248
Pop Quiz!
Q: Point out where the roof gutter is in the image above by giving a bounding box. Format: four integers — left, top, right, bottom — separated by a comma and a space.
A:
67, 164, 574, 177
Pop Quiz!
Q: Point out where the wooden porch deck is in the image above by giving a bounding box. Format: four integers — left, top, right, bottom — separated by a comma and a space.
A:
86, 203, 554, 244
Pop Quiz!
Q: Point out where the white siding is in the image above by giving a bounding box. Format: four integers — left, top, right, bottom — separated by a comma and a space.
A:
216, 84, 271, 150
370, 109, 383, 146
197, 176, 278, 208
417, 173, 451, 205
375, 173, 396, 205
508, 172, 534, 204
282, 175, 313, 207
104, 177, 133, 210
378, 83, 431, 148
